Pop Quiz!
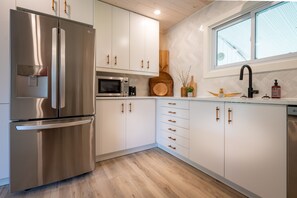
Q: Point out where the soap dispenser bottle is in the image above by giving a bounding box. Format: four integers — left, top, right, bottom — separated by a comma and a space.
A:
271, 79, 281, 98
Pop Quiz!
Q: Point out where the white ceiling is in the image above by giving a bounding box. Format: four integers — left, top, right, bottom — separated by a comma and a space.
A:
99, 0, 214, 33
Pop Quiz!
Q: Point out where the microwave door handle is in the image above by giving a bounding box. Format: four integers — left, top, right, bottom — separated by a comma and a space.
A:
51, 28, 58, 109
60, 28, 66, 109
15, 118, 93, 131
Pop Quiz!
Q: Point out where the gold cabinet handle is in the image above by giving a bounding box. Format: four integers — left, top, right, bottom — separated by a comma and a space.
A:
147, 60, 150, 69
107, 55, 110, 64
114, 56, 117, 65
168, 136, 176, 141
121, 103, 124, 113
64, 0, 67, 14
168, 145, 176, 150
168, 111, 176, 114
168, 102, 176, 105
52, 0, 55, 10
216, 107, 220, 121
228, 108, 232, 124
141, 60, 144, 68
168, 128, 176, 132
168, 119, 176, 123
129, 103, 132, 112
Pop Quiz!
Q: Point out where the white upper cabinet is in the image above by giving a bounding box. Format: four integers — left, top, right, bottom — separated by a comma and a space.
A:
16, 0, 93, 25
130, 13, 159, 74
16, 0, 59, 16
59, 0, 93, 25
94, 1, 129, 70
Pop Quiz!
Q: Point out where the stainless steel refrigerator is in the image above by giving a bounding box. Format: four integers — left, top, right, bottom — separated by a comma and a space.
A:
10, 10, 95, 192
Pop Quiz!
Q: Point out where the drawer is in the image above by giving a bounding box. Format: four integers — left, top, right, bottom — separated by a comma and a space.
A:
158, 100, 189, 109
158, 137, 189, 158
160, 130, 189, 148
160, 122, 189, 139
160, 107, 189, 119
160, 115, 189, 129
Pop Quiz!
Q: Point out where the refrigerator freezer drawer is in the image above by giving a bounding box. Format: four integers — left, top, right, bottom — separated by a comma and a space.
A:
10, 116, 95, 192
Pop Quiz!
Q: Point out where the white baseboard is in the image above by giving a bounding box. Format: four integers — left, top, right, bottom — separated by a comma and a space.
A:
0, 177, 9, 187
96, 144, 157, 162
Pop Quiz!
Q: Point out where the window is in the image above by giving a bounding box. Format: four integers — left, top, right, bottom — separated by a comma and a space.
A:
212, 1, 297, 69
255, 2, 297, 59
215, 16, 251, 67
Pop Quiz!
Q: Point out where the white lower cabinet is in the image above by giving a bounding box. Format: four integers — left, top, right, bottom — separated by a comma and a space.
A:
157, 99, 190, 158
126, 100, 156, 149
96, 100, 125, 155
96, 99, 155, 156
0, 104, 9, 183
190, 101, 225, 177
224, 103, 286, 198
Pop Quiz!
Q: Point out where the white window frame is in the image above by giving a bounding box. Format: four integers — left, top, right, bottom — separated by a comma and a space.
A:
203, 1, 297, 78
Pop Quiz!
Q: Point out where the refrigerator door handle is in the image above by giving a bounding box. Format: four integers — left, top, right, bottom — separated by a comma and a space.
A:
60, 28, 66, 109
51, 28, 58, 109
15, 118, 93, 131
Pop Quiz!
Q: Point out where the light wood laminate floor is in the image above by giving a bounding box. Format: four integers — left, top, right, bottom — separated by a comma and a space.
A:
0, 148, 246, 198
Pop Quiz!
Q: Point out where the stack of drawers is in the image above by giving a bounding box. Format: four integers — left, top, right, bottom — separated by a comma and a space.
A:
158, 100, 190, 158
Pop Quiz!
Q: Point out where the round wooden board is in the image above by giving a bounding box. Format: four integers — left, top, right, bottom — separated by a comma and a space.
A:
153, 83, 168, 96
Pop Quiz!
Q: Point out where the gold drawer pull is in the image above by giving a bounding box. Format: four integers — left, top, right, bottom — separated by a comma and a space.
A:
168, 136, 176, 141
52, 0, 55, 10
168, 111, 176, 114
168, 102, 176, 105
168, 119, 176, 123
216, 107, 220, 122
107, 54, 110, 64
168, 128, 176, 132
228, 108, 232, 124
64, 0, 67, 14
168, 145, 176, 150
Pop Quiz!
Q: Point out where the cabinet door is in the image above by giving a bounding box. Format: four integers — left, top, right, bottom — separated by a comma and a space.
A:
0, 1, 14, 103
130, 13, 145, 72
225, 103, 286, 198
16, 0, 59, 17
126, 99, 156, 149
94, 1, 112, 68
112, 7, 129, 70
60, 0, 93, 25
0, 104, 9, 181
144, 18, 159, 74
96, 100, 125, 155
190, 101, 225, 176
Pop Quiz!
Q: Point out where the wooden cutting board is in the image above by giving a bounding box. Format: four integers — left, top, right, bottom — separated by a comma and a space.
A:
149, 72, 174, 96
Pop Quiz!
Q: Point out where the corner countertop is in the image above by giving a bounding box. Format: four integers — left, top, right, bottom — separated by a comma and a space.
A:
96, 96, 297, 105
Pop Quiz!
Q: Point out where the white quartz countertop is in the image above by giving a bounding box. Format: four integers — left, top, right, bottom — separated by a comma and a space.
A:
96, 96, 297, 105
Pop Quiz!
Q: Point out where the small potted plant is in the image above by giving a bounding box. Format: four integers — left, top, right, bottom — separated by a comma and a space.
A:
187, 86, 194, 97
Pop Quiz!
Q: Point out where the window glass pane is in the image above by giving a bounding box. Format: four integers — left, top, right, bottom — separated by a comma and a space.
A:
216, 18, 251, 67
256, 2, 297, 59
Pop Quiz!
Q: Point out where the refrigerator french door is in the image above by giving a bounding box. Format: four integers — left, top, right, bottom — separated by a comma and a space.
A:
10, 10, 95, 192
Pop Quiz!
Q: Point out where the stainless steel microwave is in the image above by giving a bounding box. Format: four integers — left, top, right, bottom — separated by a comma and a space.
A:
96, 76, 129, 97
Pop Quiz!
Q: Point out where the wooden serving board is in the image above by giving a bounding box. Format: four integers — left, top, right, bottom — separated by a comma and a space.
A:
149, 72, 174, 96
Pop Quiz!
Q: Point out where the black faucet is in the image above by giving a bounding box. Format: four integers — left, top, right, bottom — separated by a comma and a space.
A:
239, 65, 258, 98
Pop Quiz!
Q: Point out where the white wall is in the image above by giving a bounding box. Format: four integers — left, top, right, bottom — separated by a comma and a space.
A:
165, 1, 297, 98
0, 0, 15, 186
